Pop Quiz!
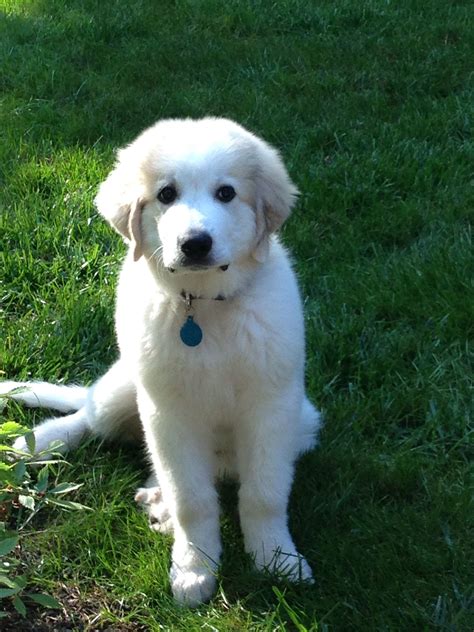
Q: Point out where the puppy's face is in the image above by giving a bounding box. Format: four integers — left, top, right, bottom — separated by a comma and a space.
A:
95, 118, 298, 276
141, 130, 260, 273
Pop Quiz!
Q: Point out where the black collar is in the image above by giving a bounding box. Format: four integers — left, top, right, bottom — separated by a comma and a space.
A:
180, 290, 226, 303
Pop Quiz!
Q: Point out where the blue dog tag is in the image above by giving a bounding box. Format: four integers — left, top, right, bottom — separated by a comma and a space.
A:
180, 316, 203, 347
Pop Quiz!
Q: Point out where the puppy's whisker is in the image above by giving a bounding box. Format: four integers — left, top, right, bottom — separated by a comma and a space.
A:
148, 244, 163, 262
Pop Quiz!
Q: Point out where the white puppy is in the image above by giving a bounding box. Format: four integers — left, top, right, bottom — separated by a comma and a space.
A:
3, 118, 322, 606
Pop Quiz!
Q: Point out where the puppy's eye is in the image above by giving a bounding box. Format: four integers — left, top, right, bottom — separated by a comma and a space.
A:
216, 185, 236, 203
157, 185, 177, 204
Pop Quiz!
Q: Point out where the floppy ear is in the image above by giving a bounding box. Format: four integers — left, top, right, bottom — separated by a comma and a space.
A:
253, 139, 299, 262
94, 158, 145, 261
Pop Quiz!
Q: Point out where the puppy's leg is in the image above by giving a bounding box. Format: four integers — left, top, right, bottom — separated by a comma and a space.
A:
237, 390, 313, 582
138, 389, 221, 607
0, 381, 87, 412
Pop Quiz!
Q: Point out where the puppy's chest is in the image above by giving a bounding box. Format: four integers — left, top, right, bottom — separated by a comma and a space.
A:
139, 300, 269, 390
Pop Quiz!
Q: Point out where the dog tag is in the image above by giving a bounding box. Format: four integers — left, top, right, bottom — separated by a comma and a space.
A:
180, 316, 203, 347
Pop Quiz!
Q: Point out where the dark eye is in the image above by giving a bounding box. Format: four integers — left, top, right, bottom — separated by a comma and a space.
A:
216, 185, 236, 203
157, 185, 177, 204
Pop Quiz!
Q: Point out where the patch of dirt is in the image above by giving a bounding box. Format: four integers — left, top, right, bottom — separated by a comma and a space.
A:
2, 584, 148, 631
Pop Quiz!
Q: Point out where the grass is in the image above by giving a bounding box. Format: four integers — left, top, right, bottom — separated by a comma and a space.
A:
0, 0, 473, 629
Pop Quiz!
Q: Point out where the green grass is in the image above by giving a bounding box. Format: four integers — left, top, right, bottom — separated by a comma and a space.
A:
1, 0, 473, 629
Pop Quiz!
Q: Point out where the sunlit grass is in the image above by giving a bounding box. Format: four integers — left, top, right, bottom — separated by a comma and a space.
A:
1, 0, 472, 629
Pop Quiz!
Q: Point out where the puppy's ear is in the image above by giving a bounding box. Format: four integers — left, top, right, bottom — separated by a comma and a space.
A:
128, 199, 144, 262
253, 140, 299, 262
94, 158, 145, 261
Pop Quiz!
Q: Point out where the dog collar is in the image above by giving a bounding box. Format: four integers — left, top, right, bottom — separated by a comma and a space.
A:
179, 290, 226, 302
179, 291, 226, 347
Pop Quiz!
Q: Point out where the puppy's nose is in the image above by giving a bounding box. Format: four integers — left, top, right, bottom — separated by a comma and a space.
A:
180, 232, 213, 261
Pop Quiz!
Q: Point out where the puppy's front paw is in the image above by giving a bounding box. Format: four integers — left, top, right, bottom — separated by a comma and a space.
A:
273, 552, 314, 583
170, 563, 216, 607
251, 539, 314, 583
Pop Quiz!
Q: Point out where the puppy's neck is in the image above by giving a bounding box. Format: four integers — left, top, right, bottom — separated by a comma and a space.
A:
148, 257, 260, 303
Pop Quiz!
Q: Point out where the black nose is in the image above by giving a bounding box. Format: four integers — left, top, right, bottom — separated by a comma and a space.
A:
180, 232, 213, 261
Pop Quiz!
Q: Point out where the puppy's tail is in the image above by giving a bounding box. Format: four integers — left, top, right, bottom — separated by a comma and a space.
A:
0, 381, 90, 456
1, 362, 140, 457
0, 381, 88, 413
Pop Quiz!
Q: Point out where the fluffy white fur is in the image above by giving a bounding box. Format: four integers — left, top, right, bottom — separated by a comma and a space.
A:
2, 118, 322, 606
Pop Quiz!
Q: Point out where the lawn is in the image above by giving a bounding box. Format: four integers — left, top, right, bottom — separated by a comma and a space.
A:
0, 0, 473, 629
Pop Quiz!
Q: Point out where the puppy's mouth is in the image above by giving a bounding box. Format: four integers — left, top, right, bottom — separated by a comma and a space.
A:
167, 264, 229, 274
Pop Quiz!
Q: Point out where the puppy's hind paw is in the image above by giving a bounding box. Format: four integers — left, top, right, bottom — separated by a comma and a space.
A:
135, 485, 173, 534
134, 485, 162, 505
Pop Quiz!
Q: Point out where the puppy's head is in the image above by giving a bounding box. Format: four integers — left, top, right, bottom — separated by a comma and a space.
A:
95, 118, 298, 273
